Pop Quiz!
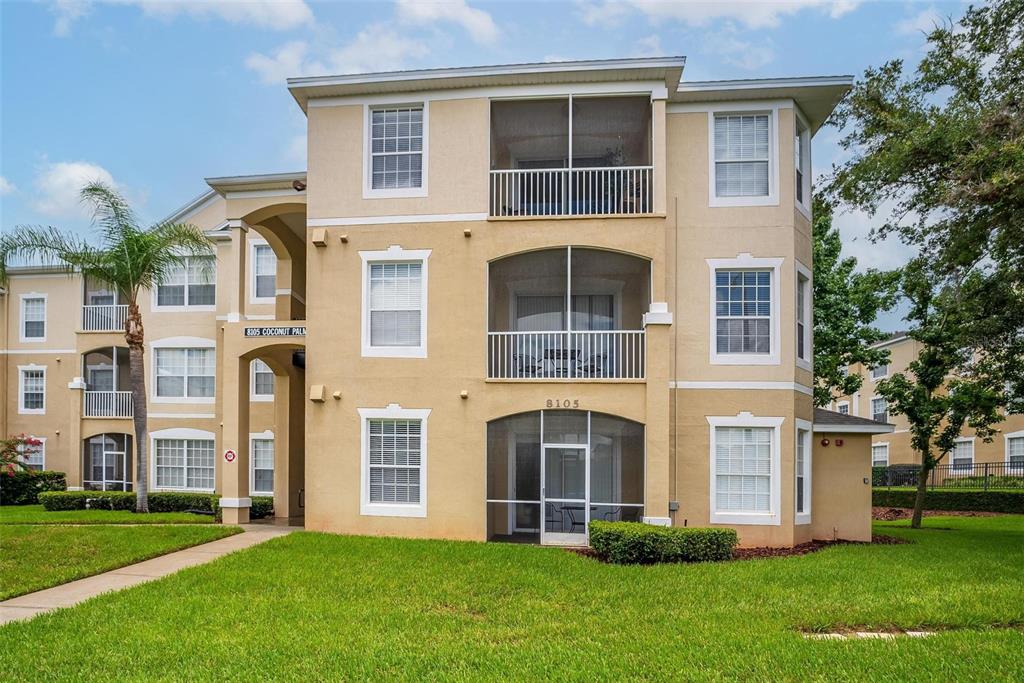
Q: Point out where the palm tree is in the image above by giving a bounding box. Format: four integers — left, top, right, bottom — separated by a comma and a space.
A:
0, 182, 213, 512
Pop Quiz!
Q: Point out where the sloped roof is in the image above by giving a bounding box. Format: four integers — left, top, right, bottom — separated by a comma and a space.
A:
813, 408, 895, 434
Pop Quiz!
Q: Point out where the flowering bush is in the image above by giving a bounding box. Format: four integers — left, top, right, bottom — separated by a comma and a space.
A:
1, 434, 44, 477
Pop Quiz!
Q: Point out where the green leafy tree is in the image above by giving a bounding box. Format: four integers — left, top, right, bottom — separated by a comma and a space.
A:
826, 0, 1024, 527
0, 183, 212, 512
811, 198, 899, 407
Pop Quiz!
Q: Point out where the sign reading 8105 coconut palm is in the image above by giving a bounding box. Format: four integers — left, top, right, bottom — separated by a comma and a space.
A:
244, 326, 306, 337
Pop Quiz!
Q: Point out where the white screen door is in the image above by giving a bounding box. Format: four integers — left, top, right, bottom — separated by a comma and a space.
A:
541, 444, 588, 546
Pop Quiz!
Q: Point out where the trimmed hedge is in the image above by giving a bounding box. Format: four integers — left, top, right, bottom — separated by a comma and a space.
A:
0, 470, 67, 505
39, 491, 274, 519
589, 521, 738, 565
873, 489, 1024, 514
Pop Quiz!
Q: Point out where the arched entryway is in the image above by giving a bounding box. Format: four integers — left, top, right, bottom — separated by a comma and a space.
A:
486, 410, 644, 545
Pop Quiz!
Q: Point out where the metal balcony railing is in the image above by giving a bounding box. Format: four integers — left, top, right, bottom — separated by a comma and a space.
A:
83, 391, 133, 418
487, 330, 645, 380
489, 166, 653, 218
82, 305, 128, 332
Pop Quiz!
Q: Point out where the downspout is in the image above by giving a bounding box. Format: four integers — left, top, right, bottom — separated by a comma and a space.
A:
1, 286, 8, 436
670, 194, 680, 516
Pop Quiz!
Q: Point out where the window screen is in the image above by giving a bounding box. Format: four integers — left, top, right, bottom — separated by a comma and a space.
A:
155, 348, 214, 398
714, 114, 770, 197
715, 270, 771, 354
369, 262, 423, 347
253, 245, 276, 299
715, 427, 771, 512
370, 106, 423, 189
367, 419, 422, 504
252, 439, 274, 493
252, 359, 274, 396
22, 297, 46, 338
21, 369, 45, 411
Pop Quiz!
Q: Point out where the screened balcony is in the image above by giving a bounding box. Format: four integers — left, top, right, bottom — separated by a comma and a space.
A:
82, 346, 132, 418
81, 275, 127, 332
488, 247, 649, 380
489, 96, 652, 218
83, 433, 133, 491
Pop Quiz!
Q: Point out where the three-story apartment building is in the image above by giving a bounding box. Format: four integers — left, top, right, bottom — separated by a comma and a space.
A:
1, 57, 892, 546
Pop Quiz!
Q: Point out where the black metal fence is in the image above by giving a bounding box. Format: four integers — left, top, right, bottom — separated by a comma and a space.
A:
873, 461, 1024, 490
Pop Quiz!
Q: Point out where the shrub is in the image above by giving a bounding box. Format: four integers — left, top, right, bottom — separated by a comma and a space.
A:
872, 489, 1024, 514
589, 521, 738, 565
0, 470, 67, 505
250, 496, 274, 519
40, 490, 275, 519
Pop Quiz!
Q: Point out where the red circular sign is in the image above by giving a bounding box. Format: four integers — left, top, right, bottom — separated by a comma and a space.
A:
224, 449, 236, 463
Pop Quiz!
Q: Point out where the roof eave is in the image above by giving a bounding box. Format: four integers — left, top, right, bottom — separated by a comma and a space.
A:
813, 424, 896, 434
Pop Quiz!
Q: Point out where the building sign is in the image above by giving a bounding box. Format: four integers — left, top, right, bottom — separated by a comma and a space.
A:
244, 326, 306, 338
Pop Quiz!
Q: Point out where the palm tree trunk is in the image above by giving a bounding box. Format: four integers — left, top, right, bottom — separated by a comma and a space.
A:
126, 302, 149, 513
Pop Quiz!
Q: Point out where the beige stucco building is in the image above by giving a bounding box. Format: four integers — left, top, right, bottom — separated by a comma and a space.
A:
1, 57, 893, 547
837, 333, 1024, 472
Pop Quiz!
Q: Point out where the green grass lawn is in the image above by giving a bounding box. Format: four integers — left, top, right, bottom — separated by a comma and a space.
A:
1, 516, 1022, 680
0, 504, 217, 525
0, 524, 239, 600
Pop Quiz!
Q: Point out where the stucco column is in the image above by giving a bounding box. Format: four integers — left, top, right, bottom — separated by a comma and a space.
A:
219, 353, 250, 524
224, 219, 249, 323
273, 363, 305, 518
643, 304, 673, 524
651, 98, 668, 216
66, 377, 85, 490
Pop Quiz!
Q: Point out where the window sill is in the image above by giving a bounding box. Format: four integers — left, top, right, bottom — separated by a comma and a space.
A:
710, 353, 780, 366
796, 201, 812, 221
151, 396, 216, 405
361, 346, 427, 359
710, 511, 780, 526
795, 513, 811, 526
250, 394, 275, 403
151, 306, 216, 313
709, 195, 778, 208
152, 487, 215, 494
360, 503, 426, 518
18, 409, 46, 416
796, 358, 813, 372
363, 187, 428, 200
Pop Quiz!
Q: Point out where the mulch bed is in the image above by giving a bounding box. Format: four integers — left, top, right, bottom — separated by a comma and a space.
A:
872, 506, 1004, 521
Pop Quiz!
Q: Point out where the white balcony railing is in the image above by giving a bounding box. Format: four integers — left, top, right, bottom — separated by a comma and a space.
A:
488, 330, 645, 380
82, 304, 128, 332
83, 391, 133, 418
489, 166, 653, 218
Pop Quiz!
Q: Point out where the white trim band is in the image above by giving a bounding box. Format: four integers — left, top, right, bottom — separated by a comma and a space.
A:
219, 497, 252, 508
671, 380, 812, 395
309, 213, 487, 227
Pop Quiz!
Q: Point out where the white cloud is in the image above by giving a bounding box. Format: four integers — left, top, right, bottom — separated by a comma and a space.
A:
895, 6, 944, 36
634, 34, 664, 57
396, 0, 498, 44
245, 40, 323, 85
579, 0, 860, 30
702, 26, 776, 70
30, 161, 118, 218
49, 0, 313, 36
0, 176, 14, 196
833, 204, 918, 272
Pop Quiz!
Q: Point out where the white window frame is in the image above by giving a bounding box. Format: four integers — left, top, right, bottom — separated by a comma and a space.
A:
149, 427, 216, 493
150, 337, 216, 404
795, 260, 812, 370
19, 293, 47, 343
18, 365, 46, 415
872, 442, 890, 468
708, 102, 780, 208
707, 254, 783, 365
871, 396, 888, 423
249, 430, 275, 496
363, 101, 429, 199
358, 404, 431, 518
20, 436, 46, 471
250, 358, 275, 402
950, 437, 975, 470
836, 400, 850, 415
795, 418, 812, 525
794, 106, 812, 218
249, 238, 277, 305
871, 364, 889, 381
707, 412, 784, 526
359, 246, 431, 358
151, 255, 217, 312
1005, 430, 1024, 472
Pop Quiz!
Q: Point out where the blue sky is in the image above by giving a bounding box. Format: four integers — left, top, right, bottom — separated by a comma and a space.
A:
0, 1, 969, 329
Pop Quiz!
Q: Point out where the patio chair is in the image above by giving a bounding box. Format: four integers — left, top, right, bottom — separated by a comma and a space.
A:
512, 353, 543, 378
564, 506, 586, 533
575, 351, 607, 378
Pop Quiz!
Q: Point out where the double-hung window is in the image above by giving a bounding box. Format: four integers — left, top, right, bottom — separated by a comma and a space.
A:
713, 113, 770, 199
951, 439, 974, 471
871, 364, 888, 380
251, 437, 274, 495
796, 266, 811, 367
361, 248, 430, 358
154, 438, 215, 490
715, 270, 771, 354
19, 367, 46, 414
837, 402, 850, 415
794, 114, 810, 210
872, 443, 889, 467
155, 348, 215, 400
156, 256, 215, 308
871, 397, 888, 423
708, 415, 783, 525
1007, 434, 1024, 470
368, 105, 425, 196
20, 438, 45, 471
252, 243, 276, 302
359, 406, 430, 517
795, 424, 811, 523
21, 296, 46, 341
251, 359, 274, 400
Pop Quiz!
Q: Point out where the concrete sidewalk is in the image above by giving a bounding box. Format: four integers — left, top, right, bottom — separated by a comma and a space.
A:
0, 524, 295, 626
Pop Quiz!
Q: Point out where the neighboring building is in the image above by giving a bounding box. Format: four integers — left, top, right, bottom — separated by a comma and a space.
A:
1, 57, 893, 547
837, 333, 1024, 469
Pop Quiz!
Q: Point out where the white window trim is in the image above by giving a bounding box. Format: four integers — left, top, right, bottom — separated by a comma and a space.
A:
794, 105, 812, 219
871, 365, 889, 381
358, 404, 431, 518
249, 238, 276, 305
707, 102, 781, 208
1005, 430, 1024, 471
870, 395, 888, 422
149, 427, 216, 493
707, 412, 784, 526
19, 293, 47, 343
836, 400, 850, 415
359, 246, 431, 358
950, 436, 975, 469
795, 260, 812, 371
18, 365, 46, 415
363, 101, 429, 199
707, 254, 784, 365
795, 418, 812, 525
872, 441, 890, 468
21, 436, 46, 470
249, 430, 275, 496
151, 255, 217, 312
250, 359, 275, 402
149, 336, 216, 404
